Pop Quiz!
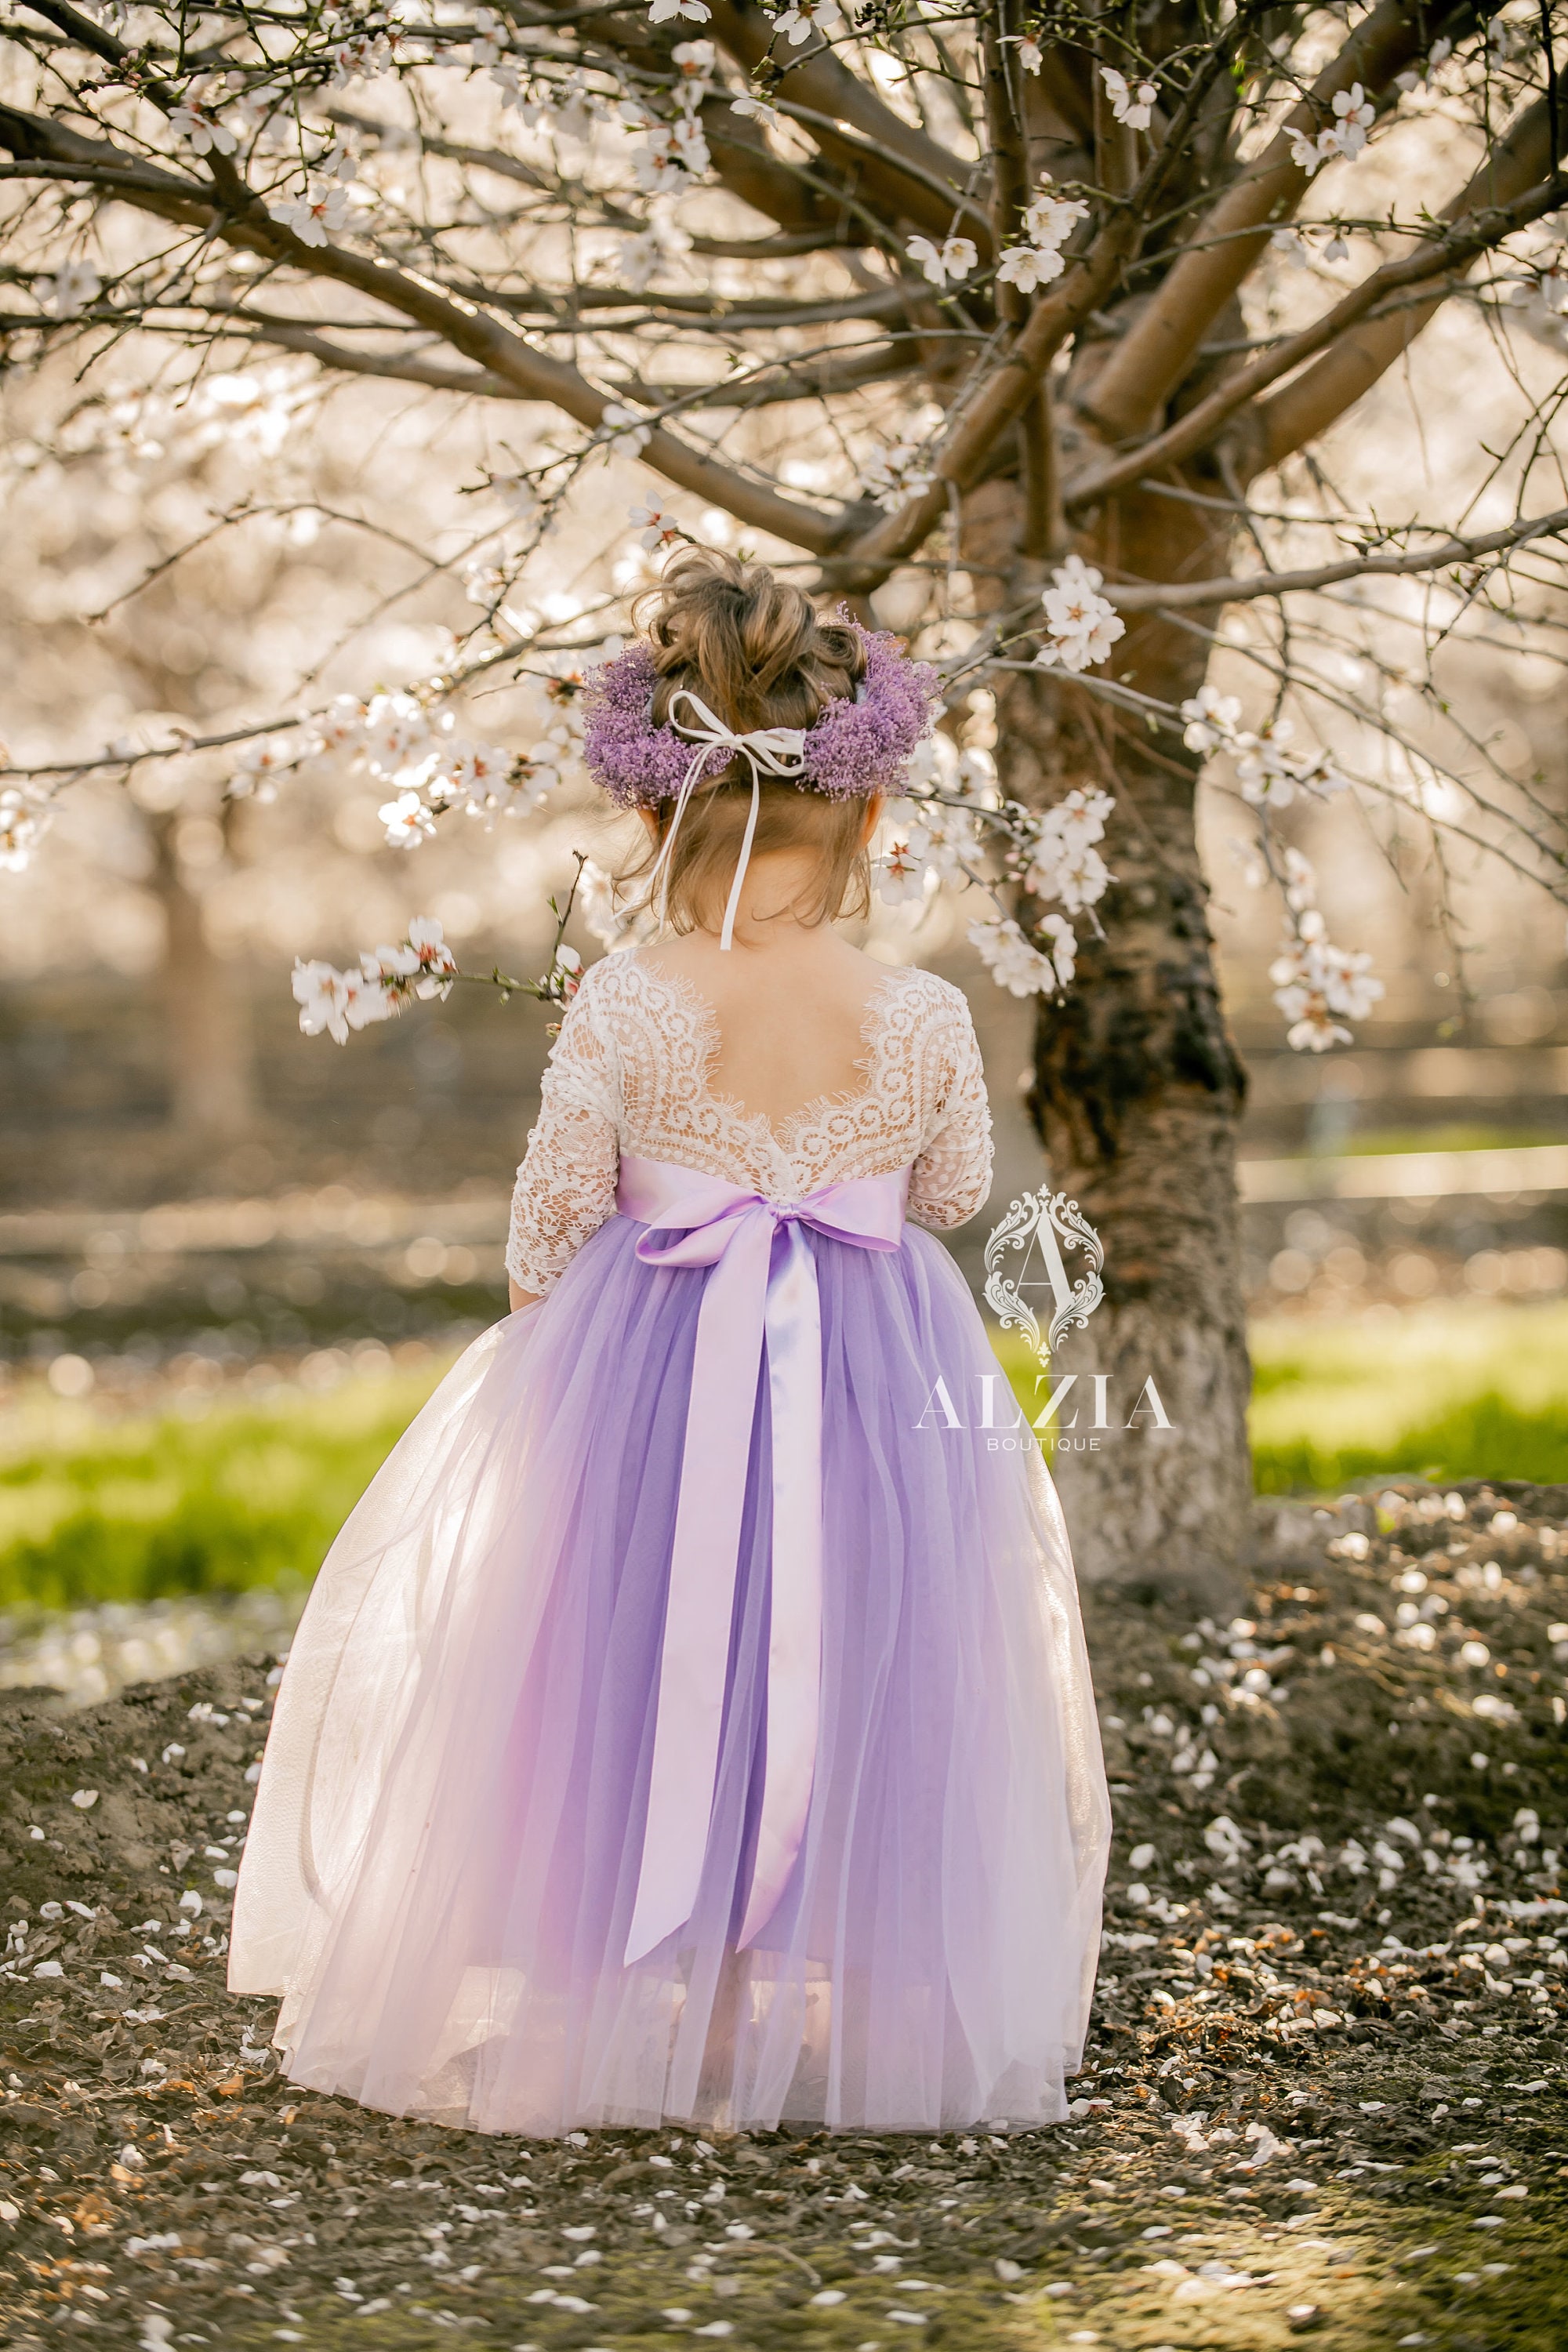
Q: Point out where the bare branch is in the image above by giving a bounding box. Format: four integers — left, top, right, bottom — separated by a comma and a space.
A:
828, 26, 1250, 591
1254, 95, 1552, 470
0, 103, 845, 554
700, 0, 985, 242
1102, 503, 1568, 609
1063, 166, 1568, 514
1079, 0, 1454, 443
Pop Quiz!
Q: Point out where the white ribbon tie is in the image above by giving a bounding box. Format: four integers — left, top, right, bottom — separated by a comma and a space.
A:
641, 688, 809, 951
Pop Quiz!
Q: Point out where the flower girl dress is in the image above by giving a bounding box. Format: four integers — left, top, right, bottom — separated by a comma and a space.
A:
230, 943, 1109, 2136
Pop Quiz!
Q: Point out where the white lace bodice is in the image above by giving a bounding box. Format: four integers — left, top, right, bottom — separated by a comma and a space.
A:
506, 951, 994, 1296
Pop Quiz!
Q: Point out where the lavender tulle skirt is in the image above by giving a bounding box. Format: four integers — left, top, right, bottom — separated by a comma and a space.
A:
230, 1212, 1109, 2134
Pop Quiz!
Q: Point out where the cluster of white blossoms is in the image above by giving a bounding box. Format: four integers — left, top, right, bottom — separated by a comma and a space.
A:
906, 232, 978, 289
1034, 554, 1127, 673
856, 438, 938, 512
292, 916, 460, 1045
1181, 685, 1350, 807
1021, 786, 1115, 915
1100, 66, 1157, 130
967, 785, 1114, 998
970, 912, 1078, 997
232, 673, 585, 847
996, 176, 1090, 293
1287, 81, 1377, 172
875, 737, 996, 906
1261, 844, 1385, 1052
0, 782, 53, 873
294, 916, 585, 1044
623, 36, 714, 192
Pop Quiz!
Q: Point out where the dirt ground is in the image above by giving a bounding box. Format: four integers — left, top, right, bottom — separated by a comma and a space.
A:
3, 1479, 1566, 2352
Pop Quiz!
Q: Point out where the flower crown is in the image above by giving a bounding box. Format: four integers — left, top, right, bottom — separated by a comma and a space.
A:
581, 619, 942, 809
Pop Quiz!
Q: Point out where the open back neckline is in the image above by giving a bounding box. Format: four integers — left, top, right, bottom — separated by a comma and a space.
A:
626, 952, 907, 1154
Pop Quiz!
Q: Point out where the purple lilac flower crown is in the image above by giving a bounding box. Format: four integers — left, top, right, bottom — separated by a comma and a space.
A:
581, 619, 942, 808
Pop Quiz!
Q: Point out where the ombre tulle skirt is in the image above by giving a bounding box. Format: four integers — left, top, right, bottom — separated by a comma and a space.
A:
230, 1212, 1109, 2134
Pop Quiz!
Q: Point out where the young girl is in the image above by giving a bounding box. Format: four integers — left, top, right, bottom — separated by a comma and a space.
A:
230, 551, 1109, 2136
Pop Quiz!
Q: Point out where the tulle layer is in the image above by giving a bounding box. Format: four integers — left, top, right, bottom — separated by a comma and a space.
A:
230, 1215, 1109, 2134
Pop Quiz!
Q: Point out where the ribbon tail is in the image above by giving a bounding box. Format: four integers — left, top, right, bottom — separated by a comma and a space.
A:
624, 1210, 771, 1965
718, 764, 761, 953
737, 1220, 824, 1951
644, 750, 706, 935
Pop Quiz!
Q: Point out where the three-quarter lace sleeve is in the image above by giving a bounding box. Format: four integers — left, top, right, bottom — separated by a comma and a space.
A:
906, 996, 994, 1231
506, 971, 621, 1297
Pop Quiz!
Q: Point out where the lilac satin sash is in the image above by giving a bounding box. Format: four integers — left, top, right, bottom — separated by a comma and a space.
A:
615, 1152, 910, 1965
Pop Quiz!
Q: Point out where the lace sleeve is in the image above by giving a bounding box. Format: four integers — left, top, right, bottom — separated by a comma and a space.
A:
906, 993, 994, 1231
506, 970, 621, 1297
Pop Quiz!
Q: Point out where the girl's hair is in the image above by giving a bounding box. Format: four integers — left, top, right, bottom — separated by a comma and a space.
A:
615, 549, 875, 935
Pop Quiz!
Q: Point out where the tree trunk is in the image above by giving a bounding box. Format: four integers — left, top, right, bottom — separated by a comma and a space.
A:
972, 478, 1252, 1606
148, 813, 259, 1145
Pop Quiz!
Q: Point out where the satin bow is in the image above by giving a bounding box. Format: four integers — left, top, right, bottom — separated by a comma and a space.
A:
641, 688, 809, 952
617, 1153, 909, 1965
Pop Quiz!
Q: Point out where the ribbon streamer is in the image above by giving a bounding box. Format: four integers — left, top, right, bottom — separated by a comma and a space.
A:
637, 690, 809, 952
616, 1153, 909, 1964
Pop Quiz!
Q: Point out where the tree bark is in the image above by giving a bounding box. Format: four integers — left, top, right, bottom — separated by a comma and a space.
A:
967, 477, 1251, 1605
148, 813, 259, 1145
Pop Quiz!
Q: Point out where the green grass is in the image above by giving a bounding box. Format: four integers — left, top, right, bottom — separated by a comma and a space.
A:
1246, 1297, 1568, 1492
1333, 1120, 1566, 1156
0, 1367, 443, 1613
2, 1298, 1566, 1612
995, 1296, 1568, 1496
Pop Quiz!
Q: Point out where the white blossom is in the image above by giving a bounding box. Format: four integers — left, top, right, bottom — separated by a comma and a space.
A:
630, 498, 684, 550
169, 102, 238, 156
466, 6, 507, 68
1181, 685, 1243, 753
731, 93, 782, 128
292, 960, 374, 1044
874, 837, 930, 906
772, 0, 846, 45
379, 790, 437, 847
601, 401, 653, 456
1101, 67, 1156, 130
1024, 788, 1115, 912
906, 234, 978, 288
969, 913, 1070, 996
1004, 33, 1043, 74
427, 740, 517, 813
633, 118, 710, 192
1035, 554, 1126, 673
1327, 82, 1375, 158
856, 441, 937, 511
328, 31, 394, 85
0, 784, 53, 872
1289, 82, 1375, 174
274, 180, 353, 247
672, 37, 716, 85
361, 692, 434, 779
996, 242, 1066, 292
1270, 919, 1385, 1052
1024, 187, 1089, 248
648, 0, 711, 22
38, 260, 100, 318
228, 736, 291, 802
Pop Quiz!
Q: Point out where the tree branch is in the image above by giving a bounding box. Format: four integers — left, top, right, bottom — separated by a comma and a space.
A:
1078, 0, 1457, 442
699, 0, 985, 240
0, 101, 844, 555
826, 27, 1247, 591
1253, 94, 1552, 470
1101, 502, 1568, 609
1062, 167, 1568, 514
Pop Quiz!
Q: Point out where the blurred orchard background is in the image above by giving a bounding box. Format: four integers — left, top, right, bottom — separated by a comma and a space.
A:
2, 0, 1568, 1706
